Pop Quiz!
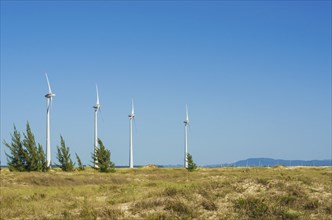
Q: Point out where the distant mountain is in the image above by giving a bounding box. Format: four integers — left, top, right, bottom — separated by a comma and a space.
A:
216, 158, 332, 167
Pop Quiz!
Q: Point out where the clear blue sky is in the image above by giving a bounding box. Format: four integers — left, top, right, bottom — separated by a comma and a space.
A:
1, 1, 331, 166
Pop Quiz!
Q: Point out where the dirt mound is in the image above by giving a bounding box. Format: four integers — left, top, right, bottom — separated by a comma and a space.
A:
142, 164, 159, 169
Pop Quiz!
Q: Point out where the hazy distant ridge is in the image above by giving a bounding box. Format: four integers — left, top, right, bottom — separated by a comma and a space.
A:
152, 158, 332, 168
217, 158, 332, 167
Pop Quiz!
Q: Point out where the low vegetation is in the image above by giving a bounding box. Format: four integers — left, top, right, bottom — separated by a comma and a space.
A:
1, 166, 331, 219
76, 153, 85, 171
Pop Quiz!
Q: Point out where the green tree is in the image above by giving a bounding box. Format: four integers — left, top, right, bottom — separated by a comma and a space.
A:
4, 123, 48, 172
56, 136, 75, 171
23, 122, 39, 171
186, 153, 197, 172
3, 125, 26, 171
91, 138, 115, 172
37, 144, 49, 172
76, 153, 85, 171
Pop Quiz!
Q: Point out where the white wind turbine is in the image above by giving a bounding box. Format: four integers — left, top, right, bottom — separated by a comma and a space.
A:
45, 73, 55, 167
184, 104, 189, 168
128, 99, 135, 168
93, 85, 101, 168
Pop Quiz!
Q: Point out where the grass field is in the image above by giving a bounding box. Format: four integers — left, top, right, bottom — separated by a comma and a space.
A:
1, 166, 331, 219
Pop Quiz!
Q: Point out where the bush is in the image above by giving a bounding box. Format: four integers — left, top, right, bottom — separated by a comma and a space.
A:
279, 208, 301, 220
303, 199, 319, 210
234, 197, 269, 219
201, 199, 217, 211
99, 207, 124, 220
76, 153, 85, 171
145, 211, 173, 220
163, 187, 178, 197
164, 200, 197, 218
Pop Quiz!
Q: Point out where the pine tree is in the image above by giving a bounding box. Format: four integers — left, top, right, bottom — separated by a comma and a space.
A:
186, 153, 197, 172
91, 138, 115, 172
4, 123, 48, 172
3, 125, 26, 171
23, 122, 39, 171
56, 136, 75, 171
37, 144, 49, 172
76, 153, 85, 171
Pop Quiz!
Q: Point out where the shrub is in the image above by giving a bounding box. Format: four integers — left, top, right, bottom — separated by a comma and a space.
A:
256, 178, 269, 186
164, 200, 197, 218
201, 199, 217, 211
76, 153, 85, 171
80, 198, 97, 220
145, 211, 173, 220
279, 208, 301, 220
79, 207, 97, 220
234, 197, 269, 219
99, 207, 124, 220
163, 187, 178, 197
279, 195, 297, 206
303, 199, 319, 210
62, 210, 74, 220
325, 204, 332, 214
132, 199, 164, 214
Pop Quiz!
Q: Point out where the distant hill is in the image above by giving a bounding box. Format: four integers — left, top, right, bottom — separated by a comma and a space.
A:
2, 159, 331, 169
214, 158, 332, 167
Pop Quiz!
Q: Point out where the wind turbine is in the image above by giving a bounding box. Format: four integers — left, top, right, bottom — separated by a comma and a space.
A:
93, 85, 101, 168
45, 73, 55, 167
184, 104, 189, 168
128, 99, 135, 168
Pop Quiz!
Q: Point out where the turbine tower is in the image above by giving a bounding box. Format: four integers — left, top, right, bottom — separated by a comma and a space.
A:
184, 104, 189, 168
128, 99, 135, 168
45, 73, 55, 167
93, 85, 101, 168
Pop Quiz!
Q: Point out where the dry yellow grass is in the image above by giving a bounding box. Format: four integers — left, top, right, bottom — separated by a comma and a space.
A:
1, 166, 331, 219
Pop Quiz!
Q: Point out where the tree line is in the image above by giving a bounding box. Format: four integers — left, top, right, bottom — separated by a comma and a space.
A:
3, 122, 115, 172
3, 122, 197, 172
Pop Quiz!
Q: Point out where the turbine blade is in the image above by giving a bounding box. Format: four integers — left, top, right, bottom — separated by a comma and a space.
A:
50, 97, 53, 110
186, 104, 189, 122
132, 98, 134, 115
133, 118, 138, 133
98, 107, 104, 122
96, 84, 100, 106
45, 73, 52, 93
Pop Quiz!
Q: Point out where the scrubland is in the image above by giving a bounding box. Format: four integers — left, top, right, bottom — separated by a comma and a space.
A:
1, 166, 331, 219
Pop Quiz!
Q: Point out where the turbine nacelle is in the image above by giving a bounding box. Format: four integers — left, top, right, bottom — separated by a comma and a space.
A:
129, 99, 135, 119
93, 84, 101, 110
93, 104, 101, 110
45, 93, 56, 98
184, 104, 189, 125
